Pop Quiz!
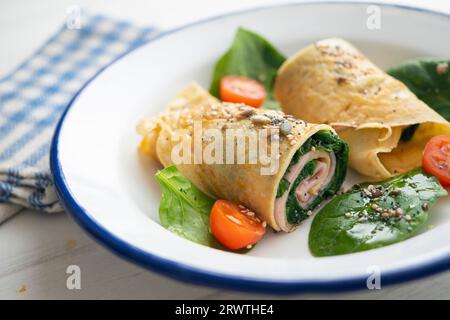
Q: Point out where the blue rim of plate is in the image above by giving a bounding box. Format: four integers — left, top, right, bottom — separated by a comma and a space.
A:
50, 1, 450, 294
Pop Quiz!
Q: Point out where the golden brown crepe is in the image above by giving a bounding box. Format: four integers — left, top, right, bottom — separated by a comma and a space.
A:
275, 38, 450, 179
137, 83, 347, 232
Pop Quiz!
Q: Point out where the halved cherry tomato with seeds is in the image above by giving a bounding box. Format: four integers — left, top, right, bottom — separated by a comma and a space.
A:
210, 200, 266, 250
220, 75, 266, 108
422, 135, 450, 187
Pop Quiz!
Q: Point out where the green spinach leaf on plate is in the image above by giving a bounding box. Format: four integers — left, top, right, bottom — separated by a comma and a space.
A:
209, 28, 286, 110
155, 166, 252, 252
388, 59, 450, 121
309, 168, 447, 257
155, 165, 215, 246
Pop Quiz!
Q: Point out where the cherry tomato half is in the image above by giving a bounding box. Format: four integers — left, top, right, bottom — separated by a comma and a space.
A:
220, 75, 266, 108
210, 200, 266, 250
423, 135, 450, 187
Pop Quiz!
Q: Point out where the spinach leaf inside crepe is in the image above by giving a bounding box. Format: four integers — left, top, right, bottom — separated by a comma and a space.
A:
276, 130, 349, 225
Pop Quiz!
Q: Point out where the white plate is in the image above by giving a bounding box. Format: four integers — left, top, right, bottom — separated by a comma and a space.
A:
51, 1, 450, 293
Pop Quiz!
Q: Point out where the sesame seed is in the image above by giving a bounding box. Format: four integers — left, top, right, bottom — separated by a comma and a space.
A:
404, 215, 412, 221
246, 245, 253, 249
262, 221, 267, 227
236, 108, 255, 119
226, 214, 242, 225
250, 114, 271, 125
279, 121, 293, 135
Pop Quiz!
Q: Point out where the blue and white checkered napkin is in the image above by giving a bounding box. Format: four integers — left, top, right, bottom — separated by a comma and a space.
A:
0, 14, 157, 220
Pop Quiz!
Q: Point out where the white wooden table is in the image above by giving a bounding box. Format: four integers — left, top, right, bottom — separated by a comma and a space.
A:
1, 0, 450, 299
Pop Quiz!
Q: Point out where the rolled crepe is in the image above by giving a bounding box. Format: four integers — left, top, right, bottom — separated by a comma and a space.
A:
275, 38, 450, 179
138, 83, 348, 232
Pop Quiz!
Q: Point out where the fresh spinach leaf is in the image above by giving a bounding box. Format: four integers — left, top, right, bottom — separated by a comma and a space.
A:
155, 165, 215, 246
388, 59, 450, 121
155, 166, 252, 253
309, 168, 447, 257
209, 28, 286, 110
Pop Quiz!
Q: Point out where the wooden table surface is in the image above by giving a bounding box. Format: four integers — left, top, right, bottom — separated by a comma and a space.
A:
1, 0, 450, 299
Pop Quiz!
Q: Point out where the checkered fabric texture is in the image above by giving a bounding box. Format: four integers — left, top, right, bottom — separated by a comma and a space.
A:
0, 14, 157, 218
